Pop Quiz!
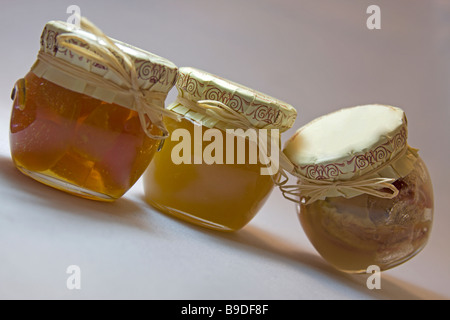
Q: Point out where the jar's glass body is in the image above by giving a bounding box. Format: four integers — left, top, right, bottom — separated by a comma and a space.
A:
143, 116, 275, 231
298, 157, 433, 273
10, 72, 161, 201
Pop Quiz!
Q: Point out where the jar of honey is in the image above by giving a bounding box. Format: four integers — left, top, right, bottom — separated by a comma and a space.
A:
280, 105, 434, 273
144, 67, 297, 231
10, 19, 178, 201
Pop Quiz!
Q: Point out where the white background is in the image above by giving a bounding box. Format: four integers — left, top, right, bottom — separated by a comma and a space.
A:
0, 0, 449, 300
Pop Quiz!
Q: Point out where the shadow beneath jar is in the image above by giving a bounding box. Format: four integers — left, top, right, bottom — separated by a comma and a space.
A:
0, 155, 152, 232
144, 199, 447, 300
2, 152, 445, 299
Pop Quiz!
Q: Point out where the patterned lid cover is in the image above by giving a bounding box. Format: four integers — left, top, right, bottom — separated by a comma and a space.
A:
283, 104, 419, 183
31, 20, 178, 110
168, 67, 297, 132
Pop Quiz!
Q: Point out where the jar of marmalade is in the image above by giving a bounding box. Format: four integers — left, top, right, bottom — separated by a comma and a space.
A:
280, 105, 434, 273
10, 19, 178, 201
144, 67, 297, 231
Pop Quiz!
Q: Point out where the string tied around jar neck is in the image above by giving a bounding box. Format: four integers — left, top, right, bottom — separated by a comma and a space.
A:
36, 17, 180, 140
276, 144, 417, 205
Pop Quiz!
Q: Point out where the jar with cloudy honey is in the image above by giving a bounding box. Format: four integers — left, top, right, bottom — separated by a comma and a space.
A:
10, 19, 178, 201
144, 67, 297, 231
280, 105, 433, 273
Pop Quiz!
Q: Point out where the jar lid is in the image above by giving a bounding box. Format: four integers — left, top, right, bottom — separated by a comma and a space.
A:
168, 67, 297, 132
30, 19, 178, 139
281, 104, 419, 201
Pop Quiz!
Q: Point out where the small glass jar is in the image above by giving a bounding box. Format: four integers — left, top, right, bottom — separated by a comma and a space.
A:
282, 105, 434, 273
144, 67, 297, 231
9, 20, 178, 201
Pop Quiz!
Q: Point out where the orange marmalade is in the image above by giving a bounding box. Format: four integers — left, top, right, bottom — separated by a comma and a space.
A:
9, 20, 177, 201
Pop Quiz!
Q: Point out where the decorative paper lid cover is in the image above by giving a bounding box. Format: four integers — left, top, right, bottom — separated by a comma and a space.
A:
283, 104, 419, 183
168, 67, 297, 132
31, 20, 178, 109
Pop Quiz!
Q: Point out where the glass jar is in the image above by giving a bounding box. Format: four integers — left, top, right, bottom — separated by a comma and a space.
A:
282, 105, 434, 273
298, 157, 433, 273
144, 67, 297, 231
9, 20, 178, 201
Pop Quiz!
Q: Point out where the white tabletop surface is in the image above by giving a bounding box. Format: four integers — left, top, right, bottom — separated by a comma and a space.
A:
0, 0, 449, 300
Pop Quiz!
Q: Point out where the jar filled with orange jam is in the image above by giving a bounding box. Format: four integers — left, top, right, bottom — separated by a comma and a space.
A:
10, 19, 178, 201
144, 67, 297, 231
281, 105, 434, 273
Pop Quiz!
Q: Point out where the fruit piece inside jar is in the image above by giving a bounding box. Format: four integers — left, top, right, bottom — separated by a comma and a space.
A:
10, 73, 160, 201
298, 157, 433, 273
